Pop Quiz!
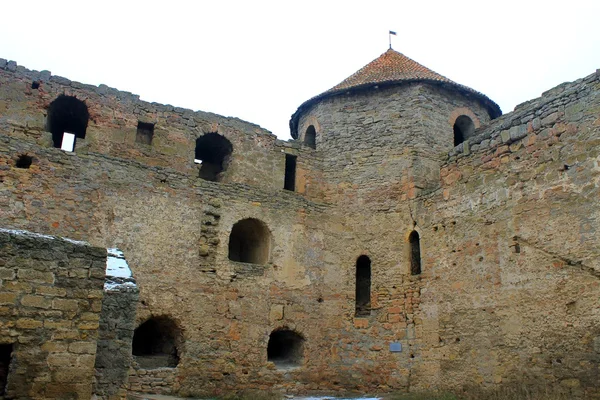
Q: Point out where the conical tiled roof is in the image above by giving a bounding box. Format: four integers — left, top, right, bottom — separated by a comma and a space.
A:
326, 48, 454, 93
290, 49, 501, 139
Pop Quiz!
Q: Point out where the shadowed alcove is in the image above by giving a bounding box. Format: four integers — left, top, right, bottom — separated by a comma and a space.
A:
228, 218, 271, 264
132, 317, 181, 369
453, 115, 475, 146
267, 329, 304, 368
194, 132, 233, 181
304, 125, 316, 149
46, 95, 89, 150
0, 344, 13, 395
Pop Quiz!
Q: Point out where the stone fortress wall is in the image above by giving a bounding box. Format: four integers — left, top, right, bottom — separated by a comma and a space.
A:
0, 229, 106, 399
0, 54, 598, 399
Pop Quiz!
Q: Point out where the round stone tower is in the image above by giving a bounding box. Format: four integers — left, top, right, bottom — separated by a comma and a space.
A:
290, 49, 501, 202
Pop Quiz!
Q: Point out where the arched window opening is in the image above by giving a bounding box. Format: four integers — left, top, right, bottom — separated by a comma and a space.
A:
0, 344, 13, 395
228, 218, 271, 264
46, 95, 89, 151
304, 125, 316, 149
132, 317, 180, 369
267, 329, 304, 368
453, 115, 475, 146
194, 132, 233, 182
409, 231, 421, 275
355, 255, 371, 316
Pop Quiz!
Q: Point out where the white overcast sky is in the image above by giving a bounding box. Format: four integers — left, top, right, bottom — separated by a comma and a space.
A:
1, 1, 599, 140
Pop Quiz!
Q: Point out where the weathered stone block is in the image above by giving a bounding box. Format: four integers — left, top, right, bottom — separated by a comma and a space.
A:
16, 318, 43, 329
269, 304, 284, 321
69, 341, 97, 354
52, 298, 80, 312
21, 294, 52, 309
17, 269, 55, 283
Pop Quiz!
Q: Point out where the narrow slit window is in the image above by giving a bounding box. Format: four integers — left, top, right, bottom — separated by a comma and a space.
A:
136, 121, 155, 145
409, 231, 421, 275
355, 255, 371, 316
284, 154, 297, 191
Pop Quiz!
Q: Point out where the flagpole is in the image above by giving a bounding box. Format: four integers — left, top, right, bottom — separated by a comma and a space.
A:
389, 30, 397, 49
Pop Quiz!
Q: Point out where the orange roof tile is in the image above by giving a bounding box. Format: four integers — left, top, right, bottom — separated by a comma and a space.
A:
326, 48, 454, 93
290, 49, 501, 138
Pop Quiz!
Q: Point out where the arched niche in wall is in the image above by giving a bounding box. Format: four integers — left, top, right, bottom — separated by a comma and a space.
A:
453, 115, 475, 146
194, 132, 233, 182
304, 125, 317, 149
355, 255, 371, 316
228, 218, 271, 265
449, 108, 481, 147
132, 317, 181, 369
267, 328, 304, 368
46, 95, 90, 151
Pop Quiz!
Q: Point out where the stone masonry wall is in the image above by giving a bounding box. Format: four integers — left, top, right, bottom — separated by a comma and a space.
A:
1, 54, 599, 398
297, 83, 491, 205
94, 277, 139, 400
419, 69, 600, 397
0, 228, 105, 399
0, 93, 335, 397
0, 59, 298, 192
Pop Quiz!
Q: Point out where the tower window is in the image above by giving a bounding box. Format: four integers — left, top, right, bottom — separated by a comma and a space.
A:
132, 317, 180, 369
284, 154, 297, 191
228, 218, 271, 265
453, 115, 475, 146
136, 121, 155, 145
46, 95, 89, 150
267, 329, 304, 368
355, 255, 371, 316
194, 132, 233, 182
409, 231, 421, 275
304, 125, 316, 149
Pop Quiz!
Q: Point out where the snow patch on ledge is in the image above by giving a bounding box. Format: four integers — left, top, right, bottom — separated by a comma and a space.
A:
0, 228, 89, 246
105, 248, 137, 291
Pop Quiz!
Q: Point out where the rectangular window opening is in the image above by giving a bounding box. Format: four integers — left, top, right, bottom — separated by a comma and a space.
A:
136, 121, 155, 145
60, 132, 76, 152
0, 343, 13, 395
284, 154, 297, 191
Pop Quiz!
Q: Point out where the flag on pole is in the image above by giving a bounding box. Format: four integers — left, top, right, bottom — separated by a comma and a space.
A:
389, 30, 397, 49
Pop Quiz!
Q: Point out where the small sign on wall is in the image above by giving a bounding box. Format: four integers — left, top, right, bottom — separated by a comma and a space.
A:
390, 342, 402, 352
